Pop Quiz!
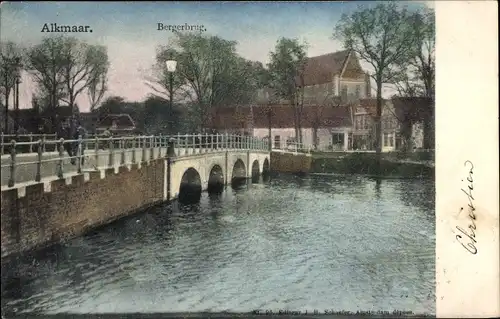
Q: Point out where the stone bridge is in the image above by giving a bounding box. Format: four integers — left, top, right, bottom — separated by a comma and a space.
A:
169, 150, 270, 202
1, 135, 311, 259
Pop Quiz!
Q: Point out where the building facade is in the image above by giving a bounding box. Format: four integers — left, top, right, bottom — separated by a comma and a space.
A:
256, 50, 372, 106
209, 104, 353, 151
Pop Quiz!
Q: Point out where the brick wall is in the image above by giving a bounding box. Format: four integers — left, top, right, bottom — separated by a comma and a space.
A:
1, 159, 164, 259
270, 152, 312, 174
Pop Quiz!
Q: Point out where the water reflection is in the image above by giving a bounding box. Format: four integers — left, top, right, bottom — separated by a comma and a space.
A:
2, 174, 435, 315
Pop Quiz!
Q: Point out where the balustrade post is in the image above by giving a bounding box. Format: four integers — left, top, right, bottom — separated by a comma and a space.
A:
225, 133, 229, 149
42, 134, 47, 152
35, 139, 43, 182
167, 137, 176, 157
7, 140, 16, 187
29, 133, 33, 153
158, 134, 162, 157
197, 134, 201, 154
204, 133, 208, 153
94, 137, 99, 167
76, 135, 82, 174
1, 132, 4, 155
131, 137, 136, 163
109, 137, 115, 167
142, 136, 147, 163
192, 134, 196, 153
178, 133, 181, 153
120, 139, 126, 165
150, 136, 154, 160
57, 138, 64, 179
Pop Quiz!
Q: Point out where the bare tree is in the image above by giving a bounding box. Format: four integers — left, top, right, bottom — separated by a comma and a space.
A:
144, 47, 185, 103
267, 37, 307, 144
0, 42, 23, 132
59, 39, 109, 122
26, 36, 68, 128
390, 8, 435, 98
334, 3, 418, 162
87, 46, 109, 111
150, 32, 263, 130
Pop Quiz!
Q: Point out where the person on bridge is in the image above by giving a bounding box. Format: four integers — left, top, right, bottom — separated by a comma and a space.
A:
75, 123, 87, 165
56, 122, 77, 165
101, 127, 112, 149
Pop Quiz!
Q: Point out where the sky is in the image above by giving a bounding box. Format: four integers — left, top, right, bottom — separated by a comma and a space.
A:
0, 1, 432, 112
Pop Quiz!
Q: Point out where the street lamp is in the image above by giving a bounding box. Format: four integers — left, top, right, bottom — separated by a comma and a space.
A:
165, 59, 177, 135
13, 57, 22, 137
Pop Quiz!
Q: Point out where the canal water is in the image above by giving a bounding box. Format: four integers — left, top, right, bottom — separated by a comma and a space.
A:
1, 174, 435, 315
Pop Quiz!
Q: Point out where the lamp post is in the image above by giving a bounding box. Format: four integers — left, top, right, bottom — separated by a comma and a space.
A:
267, 106, 272, 151
165, 58, 177, 135
13, 57, 22, 137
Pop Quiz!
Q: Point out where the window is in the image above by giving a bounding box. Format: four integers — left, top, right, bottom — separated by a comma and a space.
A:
356, 117, 362, 130
383, 133, 389, 147
274, 135, 281, 149
341, 85, 348, 98
355, 85, 361, 98
332, 133, 344, 146
389, 134, 394, 147
362, 115, 369, 130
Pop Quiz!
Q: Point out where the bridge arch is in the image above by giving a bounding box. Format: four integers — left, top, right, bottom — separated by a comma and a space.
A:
262, 157, 270, 181
251, 160, 260, 183
207, 164, 224, 194
178, 167, 202, 204
262, 158, 270, 174
231, 158, 247, 187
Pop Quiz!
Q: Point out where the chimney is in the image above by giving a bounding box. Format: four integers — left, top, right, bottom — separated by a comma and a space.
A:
365, 73, 371, 98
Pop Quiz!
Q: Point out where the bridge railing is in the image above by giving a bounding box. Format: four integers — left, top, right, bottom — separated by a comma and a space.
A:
0, 134, 271, 188
1, 133, 58, 155
272, 142, 312, 154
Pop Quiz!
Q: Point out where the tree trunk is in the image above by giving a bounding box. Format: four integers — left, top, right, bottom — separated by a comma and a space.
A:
401, 120, 412, 153
292, 95, 299, 142
375, 78, 383, 175
313, 125, 318, 150
4, 87, 11, 133
298, 88, 304, 146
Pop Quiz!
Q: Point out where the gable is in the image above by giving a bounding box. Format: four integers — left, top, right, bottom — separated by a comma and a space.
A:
341, 52, 365, 79
300, 50, 350, 86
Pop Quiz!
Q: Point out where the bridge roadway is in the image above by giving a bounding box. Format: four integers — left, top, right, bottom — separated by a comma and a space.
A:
0, 146, 248, 189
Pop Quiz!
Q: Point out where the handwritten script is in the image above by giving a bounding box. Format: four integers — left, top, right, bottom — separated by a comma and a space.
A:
455, 160, 477, 254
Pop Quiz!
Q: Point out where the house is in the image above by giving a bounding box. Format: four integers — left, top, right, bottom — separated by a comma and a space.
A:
352, 98, 401, 152
256, 50, 372, 105
1, 106, 36, 134
96, 113, 138, 135
79, 112, 98, 134
392, 97, 434, 150
350, 97, 435, 152
209, 103, 353, 151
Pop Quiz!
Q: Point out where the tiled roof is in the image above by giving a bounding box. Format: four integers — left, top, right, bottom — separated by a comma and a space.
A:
210, 103, 352, 130
391, 97, 434, 122
358, 98, 395, 117
300, 50, 350, 86
210, 107, 252, 130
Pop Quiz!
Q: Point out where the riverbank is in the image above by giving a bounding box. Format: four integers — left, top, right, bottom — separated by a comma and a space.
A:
311, 152, 434, 178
